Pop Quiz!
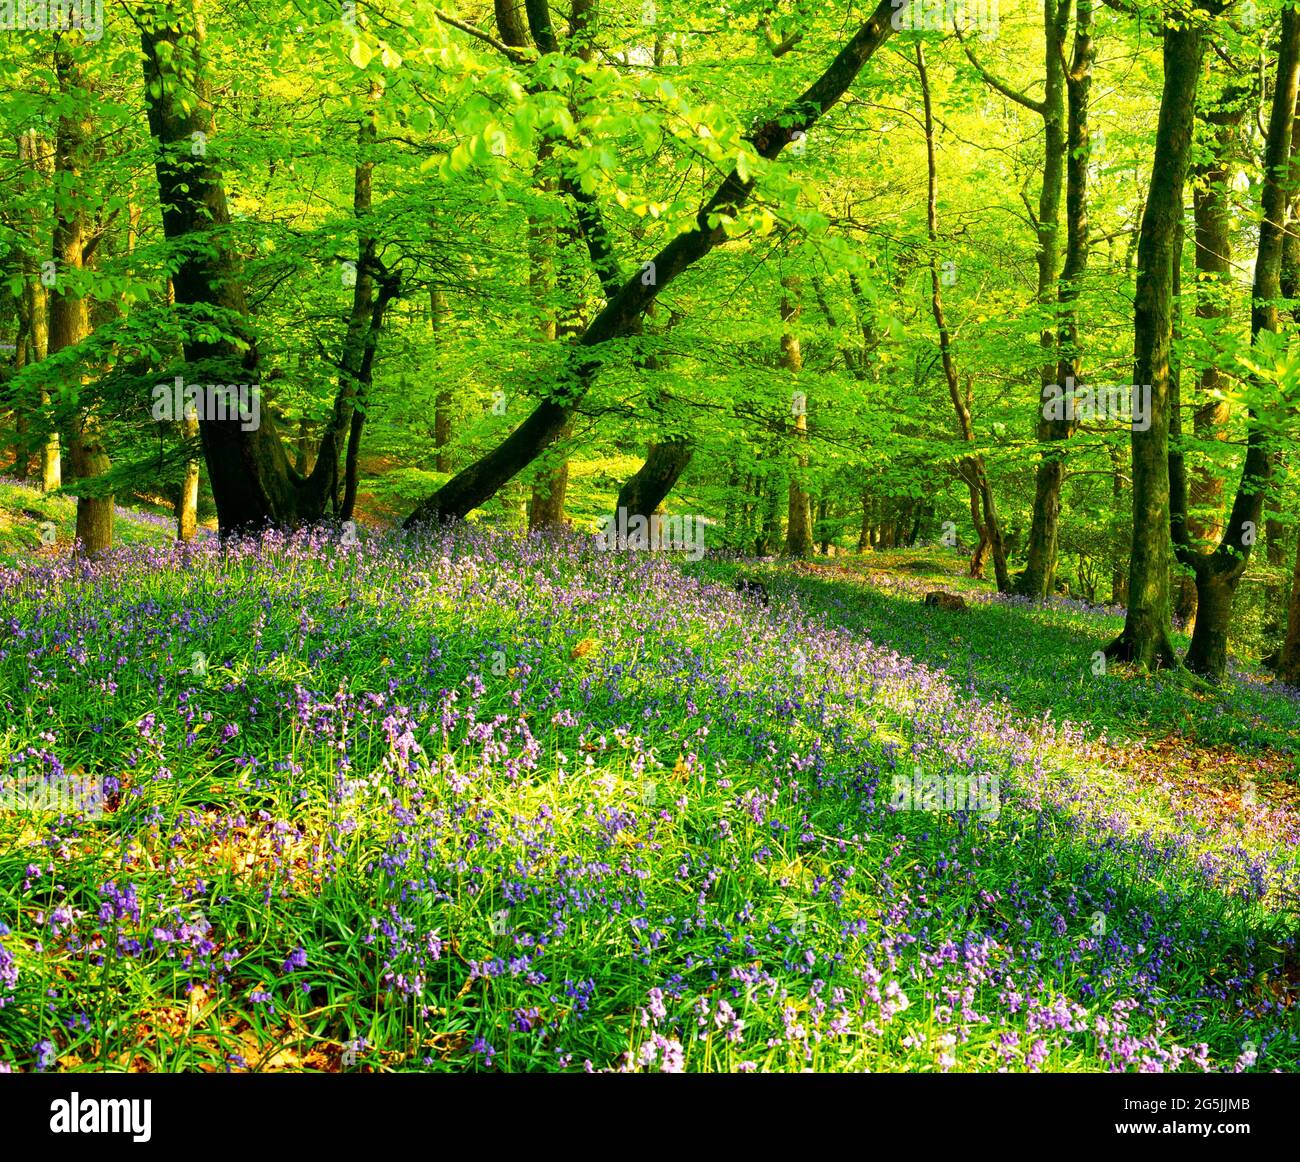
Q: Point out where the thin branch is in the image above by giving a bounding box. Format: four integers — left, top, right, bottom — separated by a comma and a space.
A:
435, 9, 535, 64
760, 19, 804, 57
954, 23, 1047, 116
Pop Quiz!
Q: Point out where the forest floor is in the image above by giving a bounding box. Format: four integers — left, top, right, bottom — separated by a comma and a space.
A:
0, 508, 1298, 1072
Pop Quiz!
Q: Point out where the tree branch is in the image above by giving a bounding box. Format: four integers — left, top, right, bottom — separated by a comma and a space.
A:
954, 23, 1047, 116
435, 8, 535, 64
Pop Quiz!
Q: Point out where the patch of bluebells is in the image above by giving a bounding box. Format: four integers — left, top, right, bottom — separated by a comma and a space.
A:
0, 524, 1296, 1073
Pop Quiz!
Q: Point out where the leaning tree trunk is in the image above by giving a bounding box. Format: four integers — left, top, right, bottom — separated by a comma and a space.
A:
1106, 17, 1208, 669
616, 438, 695, 524
405, 1, 912, 526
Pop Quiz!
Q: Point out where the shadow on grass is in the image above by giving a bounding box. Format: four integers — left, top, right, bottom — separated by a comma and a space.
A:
694, 560, 1300, 758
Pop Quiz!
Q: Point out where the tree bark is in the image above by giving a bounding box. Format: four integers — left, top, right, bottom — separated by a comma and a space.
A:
177, 409, 201, 541
917, 42, 1010, 591
1019, 0, 1094, 598
1176, 84, 1245, 625
431, 288, 453, 473
142, 5, 395, 536
782, 276, 814, 557
1171, 8, 1300, 680
405, 1, 911, 526
15, 130, 58, 492
51, 44, 112, 559
616, 438, 695, 523
141, 4, 295, 533
1106, 17, 1208, 669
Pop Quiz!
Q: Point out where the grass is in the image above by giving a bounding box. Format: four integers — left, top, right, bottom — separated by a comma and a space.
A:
0, 477, 188, 569
0, 518, 1297, 1073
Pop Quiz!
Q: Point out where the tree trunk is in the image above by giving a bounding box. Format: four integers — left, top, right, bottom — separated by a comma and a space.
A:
1019, 0, 1095, 598
1106, 19, 1208, 669
1007, 0, 1067, 598
51, 45, 112, 559
1109, 442, 1127, 604
16, 130, 58, 492
1176, 85, 1245, 626
917, 43, 1009, 591
142, 7, 395, 535
529, 426, 572, 531
782, 276, 814, 557
405, 2, 910, 526
141, 4, 295, 534
431, 288, 453, 473
177, 410, 201, 541
616, 438, 695, 523
1262, 508, 1287, 644
756, 457, 784, 556
1279, 535, 1300, 684
1172, 8, 1300, 680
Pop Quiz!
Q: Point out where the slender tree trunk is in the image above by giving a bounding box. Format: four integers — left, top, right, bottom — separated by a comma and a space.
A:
431, 288, 453, 473
177, 410, 201, 541
1020, 0, 1095, 598
313, 81, 390, 519
526, 166, 574, 531
1106, 19, 1208, 668
16, 130, 58, 491
1172, 8, 1300, 680
1279, 535, 1300, 684
1010, 0, 1067, 597
917, 43, 1009, 591
51, 45, 112, 558
1109, 441, 1128, 604
1176, 87, 1245, 625
756, 455, 784, 555
782, 276, 814, 557
1262, 507, 1287, 645
162, 275, 202, 542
